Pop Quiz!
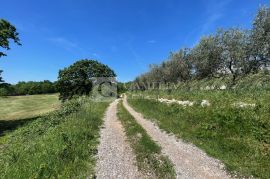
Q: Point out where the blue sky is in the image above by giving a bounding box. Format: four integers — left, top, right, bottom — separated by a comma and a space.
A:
1, 0, 269, 83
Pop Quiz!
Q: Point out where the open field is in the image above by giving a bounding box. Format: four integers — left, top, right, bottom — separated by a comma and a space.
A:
0, 94, 60, 120
127, 89, 270, 178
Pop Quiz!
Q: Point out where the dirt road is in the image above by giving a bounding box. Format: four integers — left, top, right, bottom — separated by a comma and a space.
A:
123, 95, 231, 179
96, 99, 142, 179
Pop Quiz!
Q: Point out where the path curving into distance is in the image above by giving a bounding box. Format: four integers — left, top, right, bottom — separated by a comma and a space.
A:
123, 95, 231, 179
96, 99, 142, 179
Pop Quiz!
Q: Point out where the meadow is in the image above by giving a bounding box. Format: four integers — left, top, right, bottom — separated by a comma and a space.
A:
127, 86, 270, 178
0, 94, 60, 120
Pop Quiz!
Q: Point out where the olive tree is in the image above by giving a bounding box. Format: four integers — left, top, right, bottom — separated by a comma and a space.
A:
250, 6, 270, 70
191, 35, 223, 79
165, 48, 192, 82
217, 28, 250, 83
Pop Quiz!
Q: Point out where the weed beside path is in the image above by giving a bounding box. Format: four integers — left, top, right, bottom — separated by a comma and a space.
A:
117, 100, 176, 178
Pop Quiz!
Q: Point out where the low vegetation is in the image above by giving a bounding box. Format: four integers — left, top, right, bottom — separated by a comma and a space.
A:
0, 94, 60, 121
0, 97, 109, 178
117, 101, 176, 178
127, 87, 270, 178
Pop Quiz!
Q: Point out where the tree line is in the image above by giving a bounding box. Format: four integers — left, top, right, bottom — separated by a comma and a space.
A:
135, 6, 270, 87
0, 80, 57, 96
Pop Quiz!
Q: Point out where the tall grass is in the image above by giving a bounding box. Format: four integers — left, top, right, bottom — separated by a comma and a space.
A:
128, 89, 270, 178
0, 97, 109, 178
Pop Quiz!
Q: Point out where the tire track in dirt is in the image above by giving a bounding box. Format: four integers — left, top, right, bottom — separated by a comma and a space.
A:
96, 99, 143, 179
123, 95, 231, 179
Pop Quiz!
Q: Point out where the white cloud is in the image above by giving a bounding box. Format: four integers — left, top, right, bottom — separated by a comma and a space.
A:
187, 0, 232, 47
201, 13, 223, 35
92, 53, 100, 58
201, 0, 232, 34
49, 37, 78, 50
50, 37, 86, 53
147, 40, 156, 44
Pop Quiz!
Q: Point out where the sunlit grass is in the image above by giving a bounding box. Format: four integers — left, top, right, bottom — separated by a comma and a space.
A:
0, 94, 60, 120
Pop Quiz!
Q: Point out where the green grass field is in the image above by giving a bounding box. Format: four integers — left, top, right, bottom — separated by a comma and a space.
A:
0, 94, 60, 120
128, 89, 270, 179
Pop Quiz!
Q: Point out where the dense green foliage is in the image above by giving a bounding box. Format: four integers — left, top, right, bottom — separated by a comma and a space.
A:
117, 101, 176, 178
0, 97, 109, 178
117, 82, 128, 94
0, 19, 21, 58
128, 88, 270, 178
57, 59, 116, 101
134, 6, 270, 86
0, 80, 57, 96
0, 19, 21, 84
0, 94, 59, 121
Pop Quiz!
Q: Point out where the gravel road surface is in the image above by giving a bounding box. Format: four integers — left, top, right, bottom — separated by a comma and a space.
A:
96, 99, 143, 179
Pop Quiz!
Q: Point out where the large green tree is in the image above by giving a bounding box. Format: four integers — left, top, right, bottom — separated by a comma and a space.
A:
0, 19, 21, 84
57, 59, 116, 101
0, 19, 21, 57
